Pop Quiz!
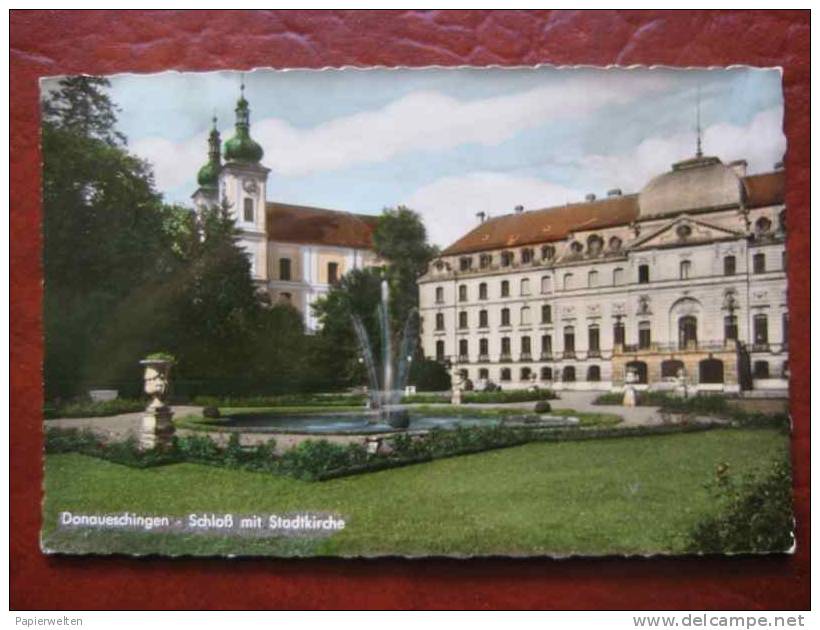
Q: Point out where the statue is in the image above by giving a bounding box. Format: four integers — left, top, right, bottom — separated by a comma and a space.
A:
139, 355, 175, 450
451, 365, 465, 405
623, 367, 638, 407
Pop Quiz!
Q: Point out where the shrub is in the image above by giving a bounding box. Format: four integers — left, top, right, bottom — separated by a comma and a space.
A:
44, 398, 145, 419
192, 393, 367, 408
534, 401, 552, 413
408, 358, 451, 392
175, 434, 221, 460
463, 389, 556, 404
202, 406, 221, 419
277, 440, 369, 480
686, 457, 793, 554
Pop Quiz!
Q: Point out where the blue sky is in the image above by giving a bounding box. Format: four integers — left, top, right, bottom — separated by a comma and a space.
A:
67, 66, 785, 246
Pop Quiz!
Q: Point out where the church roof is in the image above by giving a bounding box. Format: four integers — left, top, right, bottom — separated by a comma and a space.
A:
265, 202, 378, 249
442, 168, 785, 256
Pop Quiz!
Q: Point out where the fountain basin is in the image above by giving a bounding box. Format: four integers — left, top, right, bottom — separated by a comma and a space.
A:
217, 411, 501, 435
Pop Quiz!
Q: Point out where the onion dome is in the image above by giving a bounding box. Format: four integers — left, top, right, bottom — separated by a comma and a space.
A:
196, 117, 222, 188
223, 83, 264, 163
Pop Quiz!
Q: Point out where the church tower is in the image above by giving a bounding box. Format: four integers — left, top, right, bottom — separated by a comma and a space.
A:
218, 81, 270, 283
191, 116, 221, 213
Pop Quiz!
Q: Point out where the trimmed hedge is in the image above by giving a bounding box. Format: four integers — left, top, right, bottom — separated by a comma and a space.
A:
192, 393, 367, 408
44, 398, 146, 420
45, 420, 726, 483
402, 389, 557, 405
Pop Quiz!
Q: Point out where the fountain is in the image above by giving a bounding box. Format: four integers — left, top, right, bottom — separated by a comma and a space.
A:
351, 277, 418, 428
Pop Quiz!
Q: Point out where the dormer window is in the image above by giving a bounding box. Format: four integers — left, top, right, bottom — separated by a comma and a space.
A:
541, 245, 555, 261
755, 217, 772, 234
570, 241, 583, 255
609, 236, 622, 252
587, 235, 603, 255
501, 251, 514, 267
459, 256, 473, 271
479, 254, 492, 269
521, 248, 534, 264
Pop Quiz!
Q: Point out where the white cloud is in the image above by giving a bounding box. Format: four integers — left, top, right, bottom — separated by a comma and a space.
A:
404, 172, 583, 248
578, 108, 785, 193
131, 73, 674, 191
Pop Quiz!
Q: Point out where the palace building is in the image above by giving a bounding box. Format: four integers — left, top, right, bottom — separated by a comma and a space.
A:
191, 86, 379, 331
418, 150, 788, 396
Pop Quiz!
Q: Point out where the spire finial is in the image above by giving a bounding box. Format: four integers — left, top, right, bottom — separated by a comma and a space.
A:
695, 85, 703, 158
240, 73, 245, 97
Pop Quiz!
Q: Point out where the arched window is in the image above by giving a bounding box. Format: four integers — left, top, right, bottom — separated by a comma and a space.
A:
478, 282, 488, 300
661, 359, 684, 379
478, 309, 488, 328
520, 306, 531, 325
587, 365, 601, 382
279, 257, 292, 281
479, 338, 489, 358
521, 248, 534, 264
723, 255, 736, 276
541, 276, 553, 294
755, 216, 772, 234
500, 280, 510, 297
435, 313, 445, 330
587, 234, 603, 255
588, 270, 599, 288
435, 340, 445, 361
435, 286, 444, 303
570, 241, 583, 255
541, 245, 555, 261
613, 267, 624, 285
478, 368, 489, 380
563, 273, 574, 291
458, 284, 468, 301
699, 359, 724, 384
520, 278, 531, 295
500, 368, 512, 382
458, 311, 468, 329
562, 366, 576, 382
520, 367, 532, 381
680, 260, 691, 279
458, 339, 468, 360
626, 360, 648, 384
609, 236, 622, 252
501, 308, 511, 327
540, 367, 553, 381
540, 334, 552, 357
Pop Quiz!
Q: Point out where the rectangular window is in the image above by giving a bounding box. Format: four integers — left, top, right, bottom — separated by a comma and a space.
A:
279, 257, 292, 281
479, 338, 489, 356
541, 304, 552, 324
638, 322, 651, 349
754, 314, 769, 346
613, 321, 625, 346
327, 262, 339, 285
521, 336, 531, 356
501, 337, 511, 356
564, 329, 575, 352
724, 315, 738, 341
458, 311, 468, 329
753, 253, 766, 274
500, 281, 510, 297
501, 308, 510, 327
541, 334, 552, 356
243, 197, 255, 223
724, 256, 736, 276
588, 326, 600, 352
782, 313, 788, 347
638, 264, 650, 284
479, 310, 488, 328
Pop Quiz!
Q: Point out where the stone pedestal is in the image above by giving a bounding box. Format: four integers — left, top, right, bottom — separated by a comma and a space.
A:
140, 406, 175, 450
451, 388, 462, 405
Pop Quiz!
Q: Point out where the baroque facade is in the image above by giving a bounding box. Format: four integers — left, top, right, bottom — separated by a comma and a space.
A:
419, 152, 788, 396
191, 87, 379, 331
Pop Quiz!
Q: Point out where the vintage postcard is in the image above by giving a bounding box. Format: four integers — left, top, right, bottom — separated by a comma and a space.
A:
41, 66, 792, 557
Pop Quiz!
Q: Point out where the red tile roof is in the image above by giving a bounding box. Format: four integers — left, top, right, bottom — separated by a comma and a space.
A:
743, 171, 785, 209
442, 194, 640, 256
266, 202, 378, 249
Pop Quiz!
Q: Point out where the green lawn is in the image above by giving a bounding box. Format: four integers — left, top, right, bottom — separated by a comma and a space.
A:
42, 428, 787, 557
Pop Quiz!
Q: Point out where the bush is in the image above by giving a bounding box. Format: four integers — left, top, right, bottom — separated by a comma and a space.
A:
462, 389, 556, 404
44, 398, 145, 419
686, 458, 793, 554
408, 358, 451, 392
202, 406, 221, 419
534, 401, 552, 413
277, 440, 369, 481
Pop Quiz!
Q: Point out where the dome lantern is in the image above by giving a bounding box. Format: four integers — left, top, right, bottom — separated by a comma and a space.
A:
223, 81, 264, 164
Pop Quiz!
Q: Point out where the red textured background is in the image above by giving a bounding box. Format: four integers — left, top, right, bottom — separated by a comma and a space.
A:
10, 10, 810, 610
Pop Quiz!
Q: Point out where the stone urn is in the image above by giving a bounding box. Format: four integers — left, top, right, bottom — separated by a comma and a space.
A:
139, 357, 175, 450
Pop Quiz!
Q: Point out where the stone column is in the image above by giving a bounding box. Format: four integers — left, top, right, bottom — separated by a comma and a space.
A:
139, 358, 175, 450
